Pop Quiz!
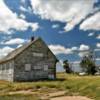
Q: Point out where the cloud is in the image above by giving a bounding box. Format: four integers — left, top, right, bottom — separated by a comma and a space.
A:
0, 46, 14, 59
94, 48, 100, 51
96, 34, 100, 39
48, 44, 91, 58
0, 0, 39, 34
96, 43, 100, 48
96, 58, 100, 61
52, 24, 59, 28
19, 14, 26, 19
71, 46, 78, 51
1, 36, 12, 41
21, 0, 26, 4
71, 61, 80, 64
20, 4, 32, 14
30, 0, 97, 31
78, 44, 90, 57
79, 44, 90, 51
20, 6, 27, 12
78, 52, 89, 57
1, 38, 27, 45
49, 45, 73, 55
29, 23, 39, 31
49, 44, 90, 56
80, 12, 100, 31
88, 32, 95, 36
17, 44, 23, 48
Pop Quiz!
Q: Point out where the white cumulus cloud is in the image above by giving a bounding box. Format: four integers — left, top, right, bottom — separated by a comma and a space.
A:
79, 44, 90, 51
96, 43, 100, 48
30, 0, 97, 32
88, 32, 95, 36
49, 44, 90, 56
19, 13, 26, 19
96, 34, 100, 39
78, 44, 90, 57
20, 6, 27, 12
1, 38, 27, 45
52, 24, 59, 28
0, 46, 14, 59
71, 46, 78, 51
49, 45, 73, 55
0, 0, 39, 34
21, 0, 25, 4
80, 12, 100, 31
49, 44, 91, 58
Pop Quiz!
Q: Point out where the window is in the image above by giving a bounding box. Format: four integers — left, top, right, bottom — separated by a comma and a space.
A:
33, 52, 43, 57
25, 64, 31, 71
44, 65, 48, 71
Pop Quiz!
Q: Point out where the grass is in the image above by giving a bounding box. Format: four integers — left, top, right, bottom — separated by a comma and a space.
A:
0, 73, 100, 100
0, 94, 39, 100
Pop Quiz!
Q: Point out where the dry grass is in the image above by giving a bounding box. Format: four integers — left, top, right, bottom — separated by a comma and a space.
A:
0, 73, 100, 100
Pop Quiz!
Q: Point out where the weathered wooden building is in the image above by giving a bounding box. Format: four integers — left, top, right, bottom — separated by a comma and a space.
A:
0, 37, 58, 82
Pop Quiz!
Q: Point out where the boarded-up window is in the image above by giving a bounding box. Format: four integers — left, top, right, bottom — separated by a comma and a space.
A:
33, 52, 43, 57
25, 64, 31, 71
44, 65, 48, 71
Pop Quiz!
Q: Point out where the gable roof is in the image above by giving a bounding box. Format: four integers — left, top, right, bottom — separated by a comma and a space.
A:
0, 37, 58, 64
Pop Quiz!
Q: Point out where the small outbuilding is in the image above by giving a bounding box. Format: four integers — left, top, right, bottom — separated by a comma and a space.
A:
0, 37, 58, 81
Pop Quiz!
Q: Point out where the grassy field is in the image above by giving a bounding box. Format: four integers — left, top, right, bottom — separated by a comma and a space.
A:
0, 73, 100, 100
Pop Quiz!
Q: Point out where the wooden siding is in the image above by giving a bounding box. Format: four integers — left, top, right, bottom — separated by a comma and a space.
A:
0, 60, 14, 81
13, 39, 56, 81
0, 38, 57, 82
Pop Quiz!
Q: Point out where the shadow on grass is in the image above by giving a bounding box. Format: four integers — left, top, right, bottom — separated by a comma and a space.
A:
15, 78, 66, 82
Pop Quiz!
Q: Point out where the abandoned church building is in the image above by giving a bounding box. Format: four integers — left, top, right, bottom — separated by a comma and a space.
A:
0, 37, 58, 81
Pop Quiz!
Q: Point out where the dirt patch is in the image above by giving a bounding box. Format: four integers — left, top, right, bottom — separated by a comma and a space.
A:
8, 90, 93, 100
40, 91, 66, 100
8, 89, 36, 95
48, 91, 66, 97
51, 96, 93, 100
40, 91, 93, 100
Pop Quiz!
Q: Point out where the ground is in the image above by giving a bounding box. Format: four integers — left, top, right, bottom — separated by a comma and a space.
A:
0, 73, 100, 100
51, 96, 93, 100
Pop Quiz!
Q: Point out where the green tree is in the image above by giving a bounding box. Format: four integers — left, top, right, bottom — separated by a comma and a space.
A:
63, 60, 71, 73
80, 56, 96, 75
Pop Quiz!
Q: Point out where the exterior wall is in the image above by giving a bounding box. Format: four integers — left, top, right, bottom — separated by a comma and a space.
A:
0, 60, 14, 81
14, 39, 56, 81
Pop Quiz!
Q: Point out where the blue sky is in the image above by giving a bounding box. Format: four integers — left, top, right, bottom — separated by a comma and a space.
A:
0, 0, 100, 70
